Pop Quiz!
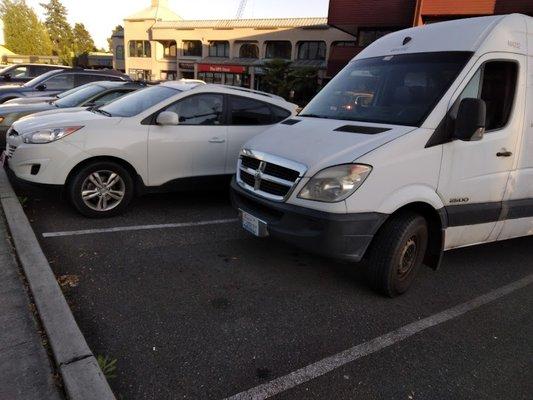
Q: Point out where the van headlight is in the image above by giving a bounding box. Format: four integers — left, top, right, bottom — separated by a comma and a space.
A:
22, 126, 84, 144
298, 164, 372, 202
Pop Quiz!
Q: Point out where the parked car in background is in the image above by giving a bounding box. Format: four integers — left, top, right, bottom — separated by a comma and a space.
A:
231, 14, 532, 297
0, 81, 146, 148
6, 82, 297, 217
3, 83, 93, 105
0, 63, 71, 85
0, 68, 131, 103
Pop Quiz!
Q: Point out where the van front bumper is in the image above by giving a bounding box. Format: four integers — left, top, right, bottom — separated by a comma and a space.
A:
231, 178, 387, 262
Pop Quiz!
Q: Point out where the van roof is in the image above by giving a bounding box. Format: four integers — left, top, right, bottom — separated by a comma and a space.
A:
354, 14, 530, 61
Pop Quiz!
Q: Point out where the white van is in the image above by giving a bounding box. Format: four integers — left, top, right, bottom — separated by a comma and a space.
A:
231, 14, 533, 297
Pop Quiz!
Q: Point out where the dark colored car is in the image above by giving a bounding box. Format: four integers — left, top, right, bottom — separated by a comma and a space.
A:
0, 81, 146, 148
0, 63, 71, 85
0, 68, 131, 103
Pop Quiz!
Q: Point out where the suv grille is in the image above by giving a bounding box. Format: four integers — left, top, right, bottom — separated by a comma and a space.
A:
237, 151, 306, 201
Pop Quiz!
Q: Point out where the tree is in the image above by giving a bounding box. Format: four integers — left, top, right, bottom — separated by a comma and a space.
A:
40, 0, 73, 64
0, 0, 53, 55
261, 59, 293, 100
72, 23, 95, 55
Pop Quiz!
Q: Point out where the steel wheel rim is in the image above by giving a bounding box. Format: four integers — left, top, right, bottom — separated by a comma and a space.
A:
398, 236, 417, 280
81, 170, 126, 212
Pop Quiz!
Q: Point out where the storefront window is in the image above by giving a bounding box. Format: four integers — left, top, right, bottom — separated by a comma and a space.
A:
297, 41, 326, 60
209, 41, 229, 57
128, 69, 152, 81
239, 43, 259, 59
183, 40, 203, 57
161, 70, 177, 81
129, 40, 151, 58
265, 41, 292, 60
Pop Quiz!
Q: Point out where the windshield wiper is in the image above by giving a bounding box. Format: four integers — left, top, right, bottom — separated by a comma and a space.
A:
92, 108, 112, 117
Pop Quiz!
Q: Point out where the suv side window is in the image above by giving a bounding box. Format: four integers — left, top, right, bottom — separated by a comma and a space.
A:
229, 96, 274, 125
29, 66, 55, 77
9, 66, 29, 78
272, 105, 291, 123
454, 61, 518, 131
165, 94, 224, 125
43, 74, 75, 90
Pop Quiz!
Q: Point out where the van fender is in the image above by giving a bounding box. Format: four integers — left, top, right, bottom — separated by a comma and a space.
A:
375, 184, 445, 215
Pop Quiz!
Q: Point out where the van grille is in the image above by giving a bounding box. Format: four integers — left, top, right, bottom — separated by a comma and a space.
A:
237, 151, 307, 201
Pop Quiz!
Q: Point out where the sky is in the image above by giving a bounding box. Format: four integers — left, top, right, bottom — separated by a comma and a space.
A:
25, 0, 330, 50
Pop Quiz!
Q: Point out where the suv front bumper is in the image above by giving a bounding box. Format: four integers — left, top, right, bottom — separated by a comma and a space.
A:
231, 178, 387, 262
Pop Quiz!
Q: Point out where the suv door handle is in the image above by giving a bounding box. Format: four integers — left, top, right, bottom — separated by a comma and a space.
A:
496, 151, 513, 157
209, 137, 225, 143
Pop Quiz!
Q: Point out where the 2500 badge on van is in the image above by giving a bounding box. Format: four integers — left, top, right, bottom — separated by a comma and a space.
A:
232, 14, 533, 297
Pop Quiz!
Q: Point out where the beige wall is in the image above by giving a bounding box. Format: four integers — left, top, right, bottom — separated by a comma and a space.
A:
124, 19, 355, 81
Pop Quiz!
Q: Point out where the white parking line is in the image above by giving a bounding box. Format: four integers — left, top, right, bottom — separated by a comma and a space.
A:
42, 218, 238, 238
224, 274, 533, 400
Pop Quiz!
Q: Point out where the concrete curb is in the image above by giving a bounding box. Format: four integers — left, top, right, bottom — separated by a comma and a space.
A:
0, 168, 116, 400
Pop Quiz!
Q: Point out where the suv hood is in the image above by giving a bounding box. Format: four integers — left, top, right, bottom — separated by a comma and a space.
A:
244, 118, 416, 175
0, 102, 55, 116
11, 110, 114, 134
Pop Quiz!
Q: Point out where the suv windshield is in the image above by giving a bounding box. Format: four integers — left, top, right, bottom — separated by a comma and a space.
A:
54, 84, 105, 108
300, 52, 472, 127
100, 86, 178, 117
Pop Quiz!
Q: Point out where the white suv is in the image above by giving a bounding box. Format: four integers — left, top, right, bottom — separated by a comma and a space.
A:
6, 82, 297, 217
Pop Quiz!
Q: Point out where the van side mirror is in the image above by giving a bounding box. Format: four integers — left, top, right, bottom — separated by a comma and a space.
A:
454, 98, 486, 141
36, 84, 47, 91
156, 111, 180, 126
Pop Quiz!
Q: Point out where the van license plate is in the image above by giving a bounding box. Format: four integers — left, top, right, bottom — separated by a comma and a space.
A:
241, 210, 268, 237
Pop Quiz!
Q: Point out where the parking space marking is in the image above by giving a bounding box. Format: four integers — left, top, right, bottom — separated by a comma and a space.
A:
41, 218, 238, 238
224, 274, 533, 400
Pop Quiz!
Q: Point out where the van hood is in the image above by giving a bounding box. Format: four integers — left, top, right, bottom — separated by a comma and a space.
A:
244, 117, 416, 175
11, 110, 113, 134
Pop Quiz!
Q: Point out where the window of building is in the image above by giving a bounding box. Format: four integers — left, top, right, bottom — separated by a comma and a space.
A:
357, 28, 396, 47
265, 41, 292, 60
454, 61, 518, 131
166, 94, 224, 125
239, 43, 259, 59
161, 70, 177, 81
208, 41, 229, 57
332, 41, 357, 48
162, 41, 177, 59
297, 41, 326, 60
128, 40, 151, 58
128, 69, 152, 81
115, 45, 125, 60
183, 40, 203, 57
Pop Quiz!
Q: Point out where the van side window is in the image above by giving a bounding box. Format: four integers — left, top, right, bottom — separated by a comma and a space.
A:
454, 61, 517, 131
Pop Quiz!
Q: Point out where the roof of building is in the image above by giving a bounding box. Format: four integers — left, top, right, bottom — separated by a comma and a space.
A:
154, 17, 329, 30
125, 3, 181, 22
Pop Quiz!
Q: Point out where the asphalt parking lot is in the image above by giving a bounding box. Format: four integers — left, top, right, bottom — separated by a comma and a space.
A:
11, 179, 533, 400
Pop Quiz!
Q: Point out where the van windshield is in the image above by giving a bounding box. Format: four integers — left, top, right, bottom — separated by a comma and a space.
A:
99, 86, 179, 117
300, 52, 472, 127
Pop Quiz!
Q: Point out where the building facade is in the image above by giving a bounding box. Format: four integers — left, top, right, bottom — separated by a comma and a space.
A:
119, 0, 354, 88
327, 0, 533, 75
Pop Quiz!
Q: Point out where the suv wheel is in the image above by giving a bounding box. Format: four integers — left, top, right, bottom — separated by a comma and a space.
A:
69, 161, 134, 218
365, 211, 428, 297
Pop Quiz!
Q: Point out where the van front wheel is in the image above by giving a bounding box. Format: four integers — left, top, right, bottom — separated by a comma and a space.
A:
365, 212, 428, 297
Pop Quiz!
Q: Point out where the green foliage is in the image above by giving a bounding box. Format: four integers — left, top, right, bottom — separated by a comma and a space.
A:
72, 22, 95, 55
40, 0, 73, 64
107, 25, 123, 53
261, 59, 320, 105
0, 0, 53, 55
96, 355, 117, 380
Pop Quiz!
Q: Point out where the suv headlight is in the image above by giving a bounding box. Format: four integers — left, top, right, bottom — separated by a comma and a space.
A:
298, 164, 372, 202
22, 126, 83, 144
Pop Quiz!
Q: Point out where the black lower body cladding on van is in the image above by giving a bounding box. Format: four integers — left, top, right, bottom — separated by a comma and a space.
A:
230, 178, 387, 262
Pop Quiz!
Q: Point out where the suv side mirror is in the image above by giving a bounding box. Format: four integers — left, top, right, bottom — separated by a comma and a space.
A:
36, 84, 47, 91
454, 98, 486, 142
156, 111, 180, 126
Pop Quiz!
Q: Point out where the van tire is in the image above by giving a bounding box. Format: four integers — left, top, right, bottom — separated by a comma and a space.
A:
68, 161, 134, 218
365, 212, 428, 297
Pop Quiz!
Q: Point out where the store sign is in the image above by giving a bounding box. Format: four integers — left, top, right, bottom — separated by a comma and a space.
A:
198, 64, 246, 74
179, 63, 195, 70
